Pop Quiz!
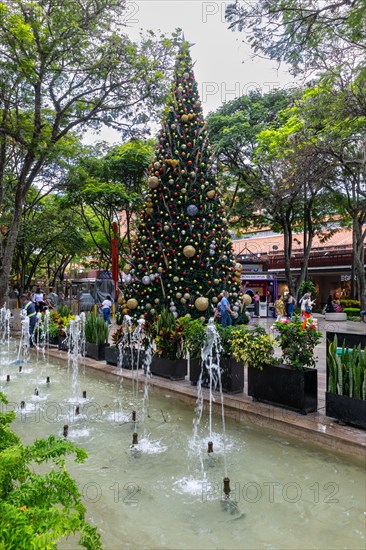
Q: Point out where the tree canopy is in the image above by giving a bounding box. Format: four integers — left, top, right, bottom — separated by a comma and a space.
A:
226, 0, 366, 74
0, 0, 178, 302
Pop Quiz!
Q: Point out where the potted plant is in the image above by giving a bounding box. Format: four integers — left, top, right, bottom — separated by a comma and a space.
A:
85, 313, 109, 361
105, 323, 147, 369
149, 308, 186, 380
245, 316, 321, 414
54, 307, 75, 351
326, 333, 366, 429
180, 316, 206, 385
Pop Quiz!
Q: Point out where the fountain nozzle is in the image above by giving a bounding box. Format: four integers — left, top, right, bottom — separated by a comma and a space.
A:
20, 400, 25, 409
132, 432, 138, 446
63, 424, 69, 438
132, 410, 136, 422
75, 405, 80, 415
19, 365, 22, 373
223, 477, 231, 497
6, 374, 10, 382
82, 390, 87, 399
34, 388, 39, 396
207, 441, 214, 454
46, 376, 50, 384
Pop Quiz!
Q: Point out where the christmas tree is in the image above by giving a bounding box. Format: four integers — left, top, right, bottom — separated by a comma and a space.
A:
122, 42, 243, 321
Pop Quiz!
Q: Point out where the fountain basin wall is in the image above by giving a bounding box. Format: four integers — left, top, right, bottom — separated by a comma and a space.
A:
248, 364, 318, 414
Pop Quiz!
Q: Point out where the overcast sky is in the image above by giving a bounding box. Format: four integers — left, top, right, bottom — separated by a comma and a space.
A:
85, 0, 293, 144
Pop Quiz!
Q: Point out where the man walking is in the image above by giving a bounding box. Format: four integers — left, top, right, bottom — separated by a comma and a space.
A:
220, 290, 234, 327
20, 293, 37, 347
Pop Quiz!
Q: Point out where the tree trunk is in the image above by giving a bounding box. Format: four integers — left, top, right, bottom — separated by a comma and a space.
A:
0, 191, 25, 303
353, 219, 366, 309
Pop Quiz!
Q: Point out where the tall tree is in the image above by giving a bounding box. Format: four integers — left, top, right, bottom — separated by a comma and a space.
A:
66, 139, 154, 268
281, 78, 366, 306
226, 0, 366, 74
0, 0, 177, 303
208, 90, 334, 298
13, 190, 91, 291
122, 42, 242, 321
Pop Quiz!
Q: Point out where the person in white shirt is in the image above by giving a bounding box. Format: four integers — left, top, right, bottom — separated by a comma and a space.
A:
32, 287, 44, 313
101, 295, 112, 325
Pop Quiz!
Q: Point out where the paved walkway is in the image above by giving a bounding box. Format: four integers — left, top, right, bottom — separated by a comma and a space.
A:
47, 313, 366, 460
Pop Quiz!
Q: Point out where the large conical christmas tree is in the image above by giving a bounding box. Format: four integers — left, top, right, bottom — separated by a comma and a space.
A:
122, 42, 242, 320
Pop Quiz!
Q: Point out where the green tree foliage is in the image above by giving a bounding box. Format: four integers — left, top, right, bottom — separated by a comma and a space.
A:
274, 77, 366, 306
0, 0, 178, 303
0, 392, 101, 549
122, 43, 242, 321
226, 0, 366, 74
66, 139, 155, 266
208, 89, 335, 299
13, 190, 91, 290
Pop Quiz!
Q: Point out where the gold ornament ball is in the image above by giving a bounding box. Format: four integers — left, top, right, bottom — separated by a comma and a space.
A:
212, 297, 218, 303
242, 294, 252, 306
126, 298, 138, 310
180, 298, 186, 304
117, 295, 125, 305
176, 292, 182, 299
154, 298, 160, 304
148, 176, 159, 189
207, 190, 215, 199
173, 276, 179, 283
195, 297, 209, 311
184, 293, 190, 300
122, 308, 129, 315
183, 245, 196, 258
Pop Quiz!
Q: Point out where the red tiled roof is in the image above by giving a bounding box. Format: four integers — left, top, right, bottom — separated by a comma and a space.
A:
231, 228, 355, 256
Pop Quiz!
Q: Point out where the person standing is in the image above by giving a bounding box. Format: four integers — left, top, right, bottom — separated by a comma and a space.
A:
300, 292, 314, 327
20, 293, 37, 347
220, 290, 234, 327
287, 293, 296, 319
253, 291, 260, 317
101, 295, 112, 325
274, 295, 285, 321
32, 287, 44, 313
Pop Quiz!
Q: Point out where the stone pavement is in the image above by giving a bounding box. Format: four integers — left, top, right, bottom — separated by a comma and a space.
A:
46, 313, 366, 461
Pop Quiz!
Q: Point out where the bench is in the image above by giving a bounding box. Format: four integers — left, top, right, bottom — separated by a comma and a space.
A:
324, 312, 347, 321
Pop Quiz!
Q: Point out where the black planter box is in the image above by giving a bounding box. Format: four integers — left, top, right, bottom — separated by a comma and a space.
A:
58, 335, 69, 352
190, 358, 203, 385
86, 342, 109, 361
220, 357, 244, 394
103, 346, 147, 368
248, 363, 318, 414
189, 357, 244, 394
326, 331, 366, 428
150, 356, 187, 381
326, 392, 366, 430
105, 345, 119, 365
120, 349, 145, 370
48, 335, 59, 346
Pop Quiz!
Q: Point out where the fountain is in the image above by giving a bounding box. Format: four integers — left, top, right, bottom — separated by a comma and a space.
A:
1, 328, 365, 549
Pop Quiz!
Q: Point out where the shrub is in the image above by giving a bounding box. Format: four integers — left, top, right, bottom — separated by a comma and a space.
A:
273, 315, 322, 370
84, 313, 109, 345
231, 328, 275, 370
343, 307, 361, 316
340, 298, 361, 308
0, 392, 101, 549
328, 335, 366, 399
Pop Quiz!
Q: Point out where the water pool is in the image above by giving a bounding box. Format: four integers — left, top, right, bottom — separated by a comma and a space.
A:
1, 347, 365, 549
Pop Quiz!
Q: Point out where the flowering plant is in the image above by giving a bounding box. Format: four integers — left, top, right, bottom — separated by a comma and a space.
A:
273, 315, 322, 370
